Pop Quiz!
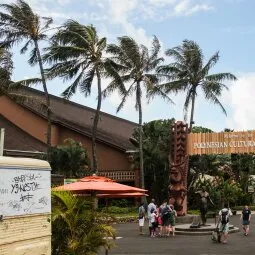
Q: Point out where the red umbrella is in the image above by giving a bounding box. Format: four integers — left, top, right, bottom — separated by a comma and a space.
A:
54, 175, 147, 194
74, 192, 148, 198
97, 192, 149, 198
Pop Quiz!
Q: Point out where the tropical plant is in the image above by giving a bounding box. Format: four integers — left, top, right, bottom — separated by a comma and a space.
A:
44, 20, 110, 174
0, 0, 53, 146
214, 176, 242, 207
48, 138, 90, 178
158, 40, 237, 130
131, 119, 174, 201
52, 190, 116, 255
103, 36, 172, 191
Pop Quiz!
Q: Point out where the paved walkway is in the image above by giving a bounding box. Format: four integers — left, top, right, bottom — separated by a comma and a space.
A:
99, 215, 254, 255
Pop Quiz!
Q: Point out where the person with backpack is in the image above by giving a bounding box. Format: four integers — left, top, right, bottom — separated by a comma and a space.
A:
161, 202, 172, 236
218, 203, 233, 243
240, 205, 251, 236
169, 204, 177, 236
138, 202, 146, 235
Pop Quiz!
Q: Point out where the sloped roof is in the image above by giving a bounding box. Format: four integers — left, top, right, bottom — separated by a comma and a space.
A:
0, 114, 47, 152
17, 87, 138, 151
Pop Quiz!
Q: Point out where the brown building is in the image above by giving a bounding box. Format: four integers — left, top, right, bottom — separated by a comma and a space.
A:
0, 87, 139, 186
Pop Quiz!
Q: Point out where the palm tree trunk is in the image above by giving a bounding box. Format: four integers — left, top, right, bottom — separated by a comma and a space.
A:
34, 39, 51, 149
137, 82, 145, 191
189, 90, 196, 131
92, 67, 102, 174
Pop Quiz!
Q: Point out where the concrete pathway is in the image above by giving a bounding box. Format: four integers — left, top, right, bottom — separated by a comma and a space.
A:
99, 215, 254, 255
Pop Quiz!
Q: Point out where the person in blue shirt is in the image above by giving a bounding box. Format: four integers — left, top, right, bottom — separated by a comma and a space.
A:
240, 205, 251, 236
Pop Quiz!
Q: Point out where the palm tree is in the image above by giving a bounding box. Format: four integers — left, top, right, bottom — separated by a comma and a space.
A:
0, 0, 53, 146
158, 40, 237, 130
103, 36, 172, 191
44, 20, 109, 174
52, 191, 115, 255
0, 47, 41, 98
0, 48, 13, 96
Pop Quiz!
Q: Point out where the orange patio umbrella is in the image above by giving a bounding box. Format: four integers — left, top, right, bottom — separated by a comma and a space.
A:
97, 192, 149, 198
54, 175, 147, 195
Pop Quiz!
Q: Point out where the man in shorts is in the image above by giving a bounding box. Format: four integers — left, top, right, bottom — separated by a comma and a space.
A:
218, 204, 233, 244
138, 202, 145, 235
240, 205, 251, 236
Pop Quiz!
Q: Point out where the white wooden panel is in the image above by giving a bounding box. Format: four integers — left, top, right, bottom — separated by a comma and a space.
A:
0, 168, 51, 216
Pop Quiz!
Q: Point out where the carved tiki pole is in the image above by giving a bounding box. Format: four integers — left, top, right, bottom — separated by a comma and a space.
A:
169, 121, 189, 216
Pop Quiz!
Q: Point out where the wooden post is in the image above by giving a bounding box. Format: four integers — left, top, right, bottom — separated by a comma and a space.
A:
0, 128, 5, 156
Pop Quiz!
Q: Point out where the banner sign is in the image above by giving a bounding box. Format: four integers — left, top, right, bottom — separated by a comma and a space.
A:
188, 131, 255, 155
64, 179, 78, 185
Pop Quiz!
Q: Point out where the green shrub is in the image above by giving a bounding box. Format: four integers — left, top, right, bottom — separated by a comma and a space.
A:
233, 205, 255, 211
101, 206, 130, 214
187, 210, 200, 215
109, 199, 129, 207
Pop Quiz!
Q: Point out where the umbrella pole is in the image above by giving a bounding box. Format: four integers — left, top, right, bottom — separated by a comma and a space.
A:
105, 198, 109, 212
91, 191, 98, 210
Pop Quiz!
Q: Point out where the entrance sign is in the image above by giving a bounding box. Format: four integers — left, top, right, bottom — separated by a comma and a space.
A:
188, 131, 255, 155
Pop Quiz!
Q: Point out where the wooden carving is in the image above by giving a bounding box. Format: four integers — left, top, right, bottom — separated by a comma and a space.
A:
169, 121, 189, 216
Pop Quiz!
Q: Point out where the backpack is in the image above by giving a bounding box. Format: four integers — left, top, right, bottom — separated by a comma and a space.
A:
162, 206, 171, 218
138, 206, 145, 219
221, 209, 229, 224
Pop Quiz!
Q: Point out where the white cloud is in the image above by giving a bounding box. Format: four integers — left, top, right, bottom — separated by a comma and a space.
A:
174, 0, 214, 16
227, 73, 255, 130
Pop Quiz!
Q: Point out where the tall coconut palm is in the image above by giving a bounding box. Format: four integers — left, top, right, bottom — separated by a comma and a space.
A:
0, 0, 53, 146
44, 20, 108, 174
158, 40, 237, 130
103, 36, 172, 191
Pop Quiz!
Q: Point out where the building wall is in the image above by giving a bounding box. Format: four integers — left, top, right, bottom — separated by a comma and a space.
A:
0, 214, 51, 255
59, 127, 131, 170
0, 96, 59, 146
0, 96, 131, 171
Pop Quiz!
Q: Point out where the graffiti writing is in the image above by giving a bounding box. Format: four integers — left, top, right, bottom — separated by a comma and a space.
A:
38, 196, 48, 206
13, 173, 42, 184
0, 188, 8, 194
20, 193, 34, 202
8, 200, 22, 211
24, 202, 35, 213
11, 182, 40, 194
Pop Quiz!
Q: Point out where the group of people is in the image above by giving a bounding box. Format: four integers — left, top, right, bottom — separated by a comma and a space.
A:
138, 199, 177, 237
138, 197, 252, 244
214, 204, 251, 244
197, 187, 252, 243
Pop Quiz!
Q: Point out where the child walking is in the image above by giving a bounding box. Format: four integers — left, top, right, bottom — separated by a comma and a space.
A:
150, 208, 158, 237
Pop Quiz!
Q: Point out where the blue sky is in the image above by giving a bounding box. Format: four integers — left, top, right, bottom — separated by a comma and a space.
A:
4, 0, 255, 131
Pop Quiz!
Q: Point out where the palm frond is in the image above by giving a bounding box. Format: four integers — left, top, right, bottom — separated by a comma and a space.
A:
118, 36, 141, 67
203, 88, 227, 116
146, 84, 174, 105
205, 72, 237, 82
117, 82, 135, 112
79, 67, 95, 96
200, 51, 219, 77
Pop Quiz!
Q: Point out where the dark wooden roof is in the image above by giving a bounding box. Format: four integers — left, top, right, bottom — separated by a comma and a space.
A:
0, 114, 47, 152
17, 87, 138, 151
